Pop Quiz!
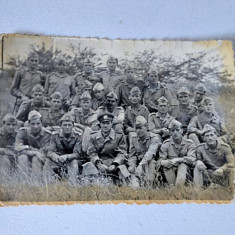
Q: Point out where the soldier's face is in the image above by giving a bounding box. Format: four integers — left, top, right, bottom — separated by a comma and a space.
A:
158, 104, 169, 114
84, 62, 93, 73
107, 60, 117, 71
148, 73, 159, 83
106, 98, 117, 109
81, 99, 91, 111
136, 125, 148, 139
129, 94, 141, 104
100, 120, 112, 134
3, 121, 16, 134
29, 119, 42, 135
194, 91, 204, 102
32, 92, 43, 104
94, 90, 105, 99
61, 121, 73, 135
170, 127, 183, 140
204, 131, 217, 146
125, 69, 136, 82
56, 61, 66, 73
204, 102, 214, 113
51, 98, 62, 111
178, 93, 190, 105
27, 57, 38, 70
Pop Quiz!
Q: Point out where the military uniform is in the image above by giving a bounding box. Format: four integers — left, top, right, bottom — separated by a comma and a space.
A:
42, 109, 65, 127
92, 98, 106, 111
74, 71, 101, 87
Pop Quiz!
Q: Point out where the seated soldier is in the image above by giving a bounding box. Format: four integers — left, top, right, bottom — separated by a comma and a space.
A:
193, 124, 234, 188
191, 83, 207, 114
15, 111, 51, 183
170, 87, 197, 134
124, 86, 149, 136
92, 82, 106, 110
86, 112, 130, 185
116, 65, 144, 109
16, 84, 50, 122
0, 114, 18, 179
148, 96, 175, 143
44, 55, 75, 110
159, 120, 196, 186
188, 97, 228, 146
44, 114, 84, 184
94, 91, 124, 134
143, 68, 172, 113
128, 116, 161, 187
41, 91, 65, 130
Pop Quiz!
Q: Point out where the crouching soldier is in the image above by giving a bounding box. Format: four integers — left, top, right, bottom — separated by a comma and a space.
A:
193, 124, 234, 188
86, 112, 130, 185
15, 111, 51, 183
0, 114, 18, 180
128, 116, 161, 187
44, 114, 84, 184
159, 120, 196, 186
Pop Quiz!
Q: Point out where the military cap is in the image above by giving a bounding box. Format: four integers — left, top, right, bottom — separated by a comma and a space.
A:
28, 52, 39, 60
129, 86, 141, 96
93, 82, 104, 91
80, 91, 92, 100
32, 84, 44, 93
55, 55, 66, 64
157, 96, 169, 105
51, 91, 63, 100
177, 86, 190, 95
124, 64, 134, 71
202, 124, 217, 135
169, 120, 183, 130
97, 112, 114, 122
203, 97, 214, 105
28, 110, 42, 121
194, 83, 207, 94
106, 91, 118, 100
135, 116, 147, 127
148, 67, 158, 75
83, 58, 93, 64
107, 56, 118, 63
3, 113, 17, 123
60, 113, 75, 123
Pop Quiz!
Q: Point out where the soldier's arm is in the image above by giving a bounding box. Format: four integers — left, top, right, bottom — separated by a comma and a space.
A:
11, 69, 23, 98
116, 107, 125, 123
220, 145, 235, 171
148, 114, 161, 134
183, 140, 196, 165
115, 85, 122, 106
187, 116, 200, 134
16, 101, 30, 122
47, 135, 60, 162
159, 142, 169, 161
86, 136, 100, 165
164, 88, 172, 106
127, 136, 138, 170
113, 134, 127, 165
15, 129, 29, 153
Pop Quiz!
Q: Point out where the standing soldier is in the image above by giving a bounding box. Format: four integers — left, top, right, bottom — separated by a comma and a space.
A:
11, 52, 46, 114
148, 96, 175, 142
16, 84, 50, 122
15, 111, 51, 182
159, 120, 196, 186
191, 83, 207, 114
44, 55, 75, 110
143, 68, 172, 113
98, 56, 125, 94
44, 114, 84, 184
116, 64, 144, 109
92, 82, 106, 110
128, 116, 161, 187
170, 87, 197, 134
193, 124, 234, 187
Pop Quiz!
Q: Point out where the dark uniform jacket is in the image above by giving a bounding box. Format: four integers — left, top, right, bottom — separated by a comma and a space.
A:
0, 127, 17, 149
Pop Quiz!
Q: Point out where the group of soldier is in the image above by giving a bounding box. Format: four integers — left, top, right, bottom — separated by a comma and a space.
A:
0, 51, 234, 188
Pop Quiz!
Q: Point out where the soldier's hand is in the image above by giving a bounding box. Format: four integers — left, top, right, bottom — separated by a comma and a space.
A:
34, 152, 45, 163
128, 166, 136, 174
161, 128, 169, 137
109, 165, 117, 172
135, 165, 143, 178
97, 162, 108, 173
171, 158, 183, 166
214, 168, 224, 177
21, 95, 29, 101
161, 160, 174, 168
59, 155, 67, 163
197, 161, 206, 172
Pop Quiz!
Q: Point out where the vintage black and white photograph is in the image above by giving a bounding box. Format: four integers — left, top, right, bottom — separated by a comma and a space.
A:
0, 34, 234, 202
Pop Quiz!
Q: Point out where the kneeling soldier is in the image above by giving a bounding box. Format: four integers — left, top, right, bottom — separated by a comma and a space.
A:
193, 124, 234, 187
44, 114, 84, 184
159, 120, 196, 186
15, 111, 51, 183
128, 116, 161, 187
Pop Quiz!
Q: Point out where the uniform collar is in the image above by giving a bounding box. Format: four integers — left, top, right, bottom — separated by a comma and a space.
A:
59, 129, 75, 139
171, 136, 187, 148
96, 129, 115, 140
28, 127, 45, 137
156, 112, 170, 119
205, 140, 221, 150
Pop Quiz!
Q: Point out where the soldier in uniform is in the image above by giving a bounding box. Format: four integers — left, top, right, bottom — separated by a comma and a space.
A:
188, 97, 228, 146
10, 52, 46, 114
0, 114, 18, 178
143, 68, 172, 113
16, 84, 50, 122
170, 87, 197, 134
128, 116, 161, 187
73, 58, 101, 87
92, 82, 106, 110
124, 86, 149, 136
41, 91, 65, 130
86, 112, 129, 185
148, 96, 175, 143
15, 111, 51, 182
98, 56, 125, 94
44, 55, 75, 110
191, 83, 207, 114
116, 64, 144, 109
94, 91, 125, 134
159, 120, 196, 186
44, 114, 84, 184
193, 124, 234, 187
